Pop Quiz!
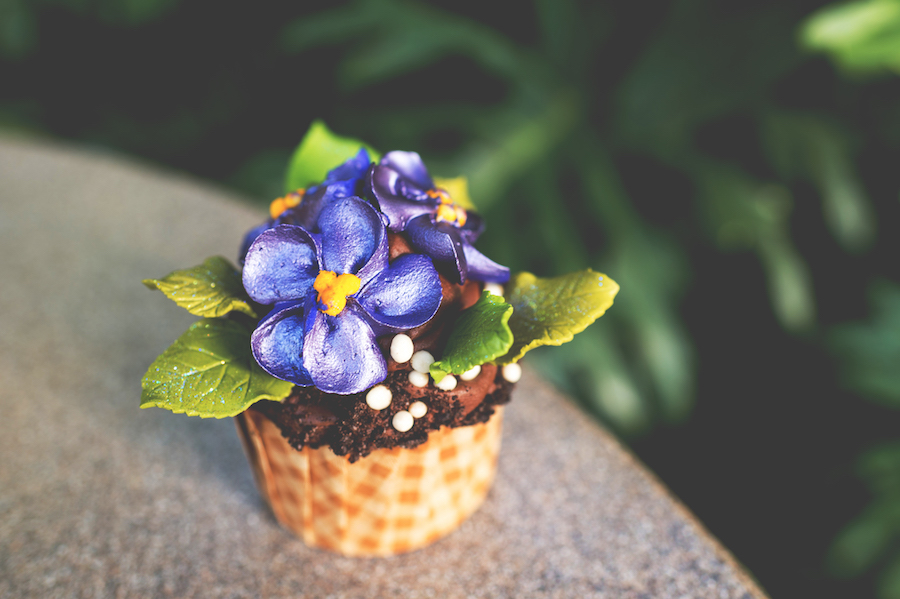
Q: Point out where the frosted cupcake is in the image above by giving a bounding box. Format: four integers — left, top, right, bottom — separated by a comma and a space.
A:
142, 122, 618, 555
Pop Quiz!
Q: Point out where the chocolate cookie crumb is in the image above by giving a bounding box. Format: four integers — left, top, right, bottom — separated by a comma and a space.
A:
251, 365, 514, 462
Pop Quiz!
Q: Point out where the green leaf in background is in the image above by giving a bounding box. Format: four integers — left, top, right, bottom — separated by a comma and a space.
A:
828, 499, 900, 579
98, 0, 181, 26
613, 2, 798, 160
284, 119, 380, 193
143, 256, 257, 319
878, 550, 900, 599
430, 291, 513, 382
498, 269, 619, 364
828, 284, 900, 596
0, 0, 37, 59
761, 111, 875, 252
457, 91, 580, 210
141, 318, 293, 418
279, 0, 381, 53
802, 0, 900, 73
694, 162, 817, 331
831, 281, 900, 406
828, 445, 900, 580
859, 443, 900, 497
570, 141, 694, 425
320, 0, 526, 89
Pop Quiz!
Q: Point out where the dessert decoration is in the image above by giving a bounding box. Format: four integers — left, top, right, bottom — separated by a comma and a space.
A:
242, 197, 442, 394
368, 151, 508, 284
141, 120, 619, 555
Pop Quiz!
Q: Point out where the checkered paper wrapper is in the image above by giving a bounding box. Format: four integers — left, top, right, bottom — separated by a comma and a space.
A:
234, 406, 504, 556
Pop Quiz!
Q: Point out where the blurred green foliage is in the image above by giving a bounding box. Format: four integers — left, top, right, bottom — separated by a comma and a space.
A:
831, 282, 900, 597
800, 1, 900, 596
804, 0, 900, 73
4, 1, 900, 593
833, 282, 900, 407
0, 0, 179, 58
803, 2, 900, 596
828, 439, 900, 598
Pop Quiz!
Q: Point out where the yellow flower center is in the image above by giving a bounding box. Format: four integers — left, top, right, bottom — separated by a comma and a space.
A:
269, 189, 305, 219
313, 270, 362, 316
427, 188, 468, 227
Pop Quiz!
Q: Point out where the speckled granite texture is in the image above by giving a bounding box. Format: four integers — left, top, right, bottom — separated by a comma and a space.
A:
0, 137, 768, 599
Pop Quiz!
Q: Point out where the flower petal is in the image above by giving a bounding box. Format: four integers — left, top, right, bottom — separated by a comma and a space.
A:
354, 218, 389, 287
250, 300, 314, 386
272, 151, 371, 234
381, 151, 433, 189
406, 214, 468, 284
302, 306, 387, 394
459, 210, 486, 245
318, 196, 385, 276
242, 225, 321, 305
463, 244, 510, 283
281, 185, 327, 231
356, 253, 442, 333
323, 148, 371, 186
368, 164, 435, 231
238, 221, 274, 266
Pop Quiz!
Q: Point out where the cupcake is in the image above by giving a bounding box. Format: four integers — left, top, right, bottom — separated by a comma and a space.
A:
141, 121, 619, 556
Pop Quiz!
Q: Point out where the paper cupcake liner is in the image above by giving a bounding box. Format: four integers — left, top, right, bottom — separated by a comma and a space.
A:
234, 406, 504, 557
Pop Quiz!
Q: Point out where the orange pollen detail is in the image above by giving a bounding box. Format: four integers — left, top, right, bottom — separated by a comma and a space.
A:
455, 205, 467, 227
435, 201, 467, 227
313, 270, 362, 316
426, 188, 452, 204
269, 189, 306, 219
435, 203, 457, 223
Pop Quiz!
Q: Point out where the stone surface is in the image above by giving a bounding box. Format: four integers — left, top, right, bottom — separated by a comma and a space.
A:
0, 137, 768, 599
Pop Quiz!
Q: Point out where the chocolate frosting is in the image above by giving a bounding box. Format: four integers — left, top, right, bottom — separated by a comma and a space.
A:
253, 367, 513, 462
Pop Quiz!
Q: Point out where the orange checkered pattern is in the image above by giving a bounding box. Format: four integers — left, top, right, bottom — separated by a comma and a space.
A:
235, 407, 504, 556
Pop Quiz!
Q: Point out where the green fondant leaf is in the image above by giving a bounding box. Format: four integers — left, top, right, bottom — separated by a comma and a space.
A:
498, 269, 619, 364
143, 256, 257, 319
284, 120, 380, 193
430, 292, 513, 382
141, 318, 293, 418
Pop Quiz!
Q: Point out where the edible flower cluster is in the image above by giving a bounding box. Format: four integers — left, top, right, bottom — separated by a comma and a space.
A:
141, 122, 618, 419
241, 149, 509, 285
240, 149, 510, 395
368, 151, 508, 284
243, 196, 442, 394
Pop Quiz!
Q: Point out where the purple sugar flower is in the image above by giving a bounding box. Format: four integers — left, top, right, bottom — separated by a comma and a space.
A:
367, 151, 510, 284
239, 148, 373, 264
242, 196, 442, 394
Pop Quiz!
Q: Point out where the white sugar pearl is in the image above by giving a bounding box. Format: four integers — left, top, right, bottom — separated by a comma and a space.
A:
408, 370, 429, 388
409, 401, 428, 418
484, 282, 504, 297
365, 385, 392, 410
390, 334, 414, 363
460, 365, 481, 381
435, 374, 457, 391
411, 350, 434, 374
502, 363, 522, 383
392, 410, 414, 432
